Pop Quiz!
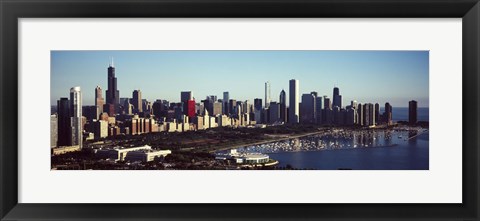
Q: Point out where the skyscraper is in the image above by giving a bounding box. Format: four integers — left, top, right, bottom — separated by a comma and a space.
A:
223, 92, 229, 114
324, 96, 332, 110
269, 102, 280, 124
132, 90, 142, 113
187, 99, 196, 118
181, 91, 192, 103
357, 103, 363, 126
213, 102, 223, 116
229, 99, 237, 116
301, 93, 315, 123
254, 98, 263, 123
385, 102, 393, 125
310, 92, 318, 123
70, 86, 82, 148
363, 103, 370, 126
279, 90, 287, 123
363, 103, 375, 126
351, 100, 357, 109
315, 96, 322, 124
375, 103, 380, 125
181, 91, 192, 115
289, 79, 299, 124
57, 98, 70, 146
409, 100, 418, 125
95, 86, 104, 120
265, 81, 271, 108
209, 95, 217, 103
323, 96, 332, 125
332, 87, 342, 108
50, 115, 58, 148
242, 100, 250, 114
254, 98, 263, 112
105, 59, 119, 114
369, 103, 375, 126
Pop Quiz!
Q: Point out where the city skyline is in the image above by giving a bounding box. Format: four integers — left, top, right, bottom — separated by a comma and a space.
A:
51, 50, 429, 107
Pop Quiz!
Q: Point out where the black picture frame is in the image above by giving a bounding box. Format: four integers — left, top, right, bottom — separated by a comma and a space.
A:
1, 0, 479, 220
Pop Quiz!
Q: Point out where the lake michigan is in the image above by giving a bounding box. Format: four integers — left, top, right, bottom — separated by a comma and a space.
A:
239, 107, 429, 170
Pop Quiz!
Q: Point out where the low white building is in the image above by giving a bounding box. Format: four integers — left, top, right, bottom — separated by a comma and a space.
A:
96, 145, 171, 161
215, 149, 270, 165
124, 149, 172, 162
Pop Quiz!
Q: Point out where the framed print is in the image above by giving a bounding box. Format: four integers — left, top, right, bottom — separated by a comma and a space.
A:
1, 0, 479, 220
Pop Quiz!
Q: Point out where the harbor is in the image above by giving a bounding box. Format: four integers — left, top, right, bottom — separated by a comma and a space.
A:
218, 127, 429, 170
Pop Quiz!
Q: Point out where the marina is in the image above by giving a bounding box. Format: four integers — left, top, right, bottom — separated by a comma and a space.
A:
223, 127, 429, 170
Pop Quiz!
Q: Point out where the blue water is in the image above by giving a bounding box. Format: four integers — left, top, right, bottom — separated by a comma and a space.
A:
268, 132, 429, 170
381, 107, 429, 122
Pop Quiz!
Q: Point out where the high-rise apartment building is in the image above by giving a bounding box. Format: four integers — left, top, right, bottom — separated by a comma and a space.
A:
409, 100, 418, 125
362, 103, 375, 126
385, 102, 393, 125
357, 103, 363, 126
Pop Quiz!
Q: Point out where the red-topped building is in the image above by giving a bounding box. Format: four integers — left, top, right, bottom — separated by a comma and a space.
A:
187, 100, 196, 118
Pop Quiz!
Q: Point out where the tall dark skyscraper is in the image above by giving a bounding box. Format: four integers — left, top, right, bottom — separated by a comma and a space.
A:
332, 87, 342, 108
289, 79, 299, 124
269, 102, 280, 124
279, 90, 287, 123
315, 96, 322, 124
253, 99, 262, 123
57, 98, 70, 146
181, 91, 192, 115
300, 93, 315, 123
132, 90, 142, 113
229, 99, 237, 116
385, 102, 393, 125
375, 103, 380, 125
364, 103, 375, 126
363, 103, 371, 126
254, 98, 262, 112
409, 100, 418, 125
223, 92, 229, 114
105, 59, 119, 114
357, 103, 363, 126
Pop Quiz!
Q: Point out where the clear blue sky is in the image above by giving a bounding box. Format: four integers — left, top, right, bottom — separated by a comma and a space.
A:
51, 50, 429, 108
